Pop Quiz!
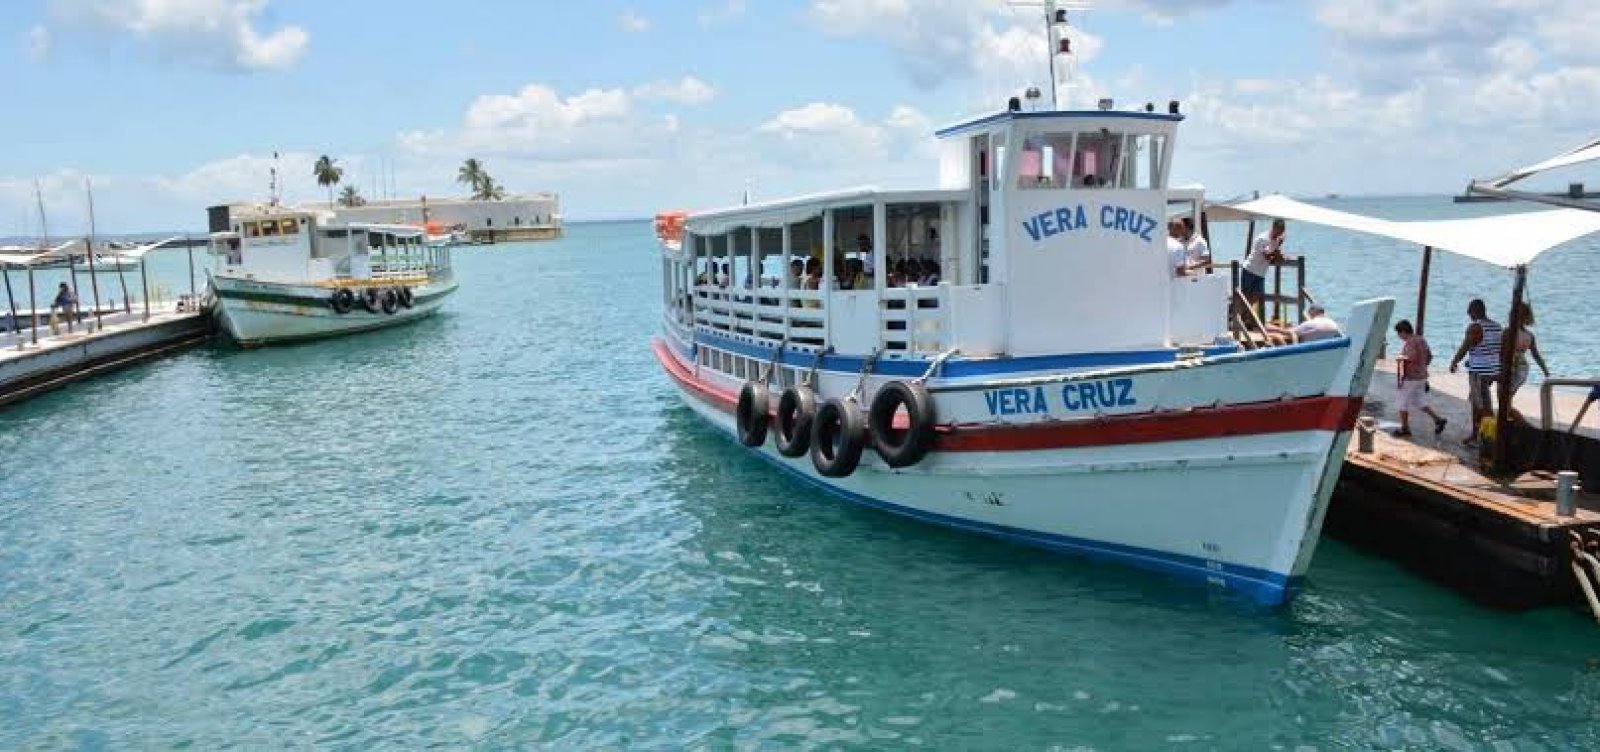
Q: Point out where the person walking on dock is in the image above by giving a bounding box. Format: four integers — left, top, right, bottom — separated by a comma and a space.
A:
1393, 319, 1446, 438
1448, 299, 1503, 446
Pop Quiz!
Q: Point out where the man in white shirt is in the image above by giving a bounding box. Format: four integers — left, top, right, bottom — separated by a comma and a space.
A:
1268, 304, 1342, 343
1181, 217, 1211, 269
1166, 220, 1187, 276
1242, 219, 1284, 305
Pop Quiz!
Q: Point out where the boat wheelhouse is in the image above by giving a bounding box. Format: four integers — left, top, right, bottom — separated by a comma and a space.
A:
208, 206, 458, 346
654, 13, 1390, 605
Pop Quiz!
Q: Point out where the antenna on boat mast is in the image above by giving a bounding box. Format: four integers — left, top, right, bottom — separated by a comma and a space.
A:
33, 180, 50, 251
1009, 0, 1090, 110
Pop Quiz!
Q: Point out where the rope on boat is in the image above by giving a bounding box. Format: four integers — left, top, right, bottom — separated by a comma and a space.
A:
1572, 531, 1600, 626
803, 346, 832, 388
850, 348, 880, 402
915, 348, 960, 385
758, 338, 786, 386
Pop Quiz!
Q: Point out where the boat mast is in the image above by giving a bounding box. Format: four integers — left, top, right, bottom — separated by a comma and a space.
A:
1014, 0, 1088, 110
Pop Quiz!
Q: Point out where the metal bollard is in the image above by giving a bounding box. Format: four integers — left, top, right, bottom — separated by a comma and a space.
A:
1357, 417, 1376, 454
1557, 471, 1580, 517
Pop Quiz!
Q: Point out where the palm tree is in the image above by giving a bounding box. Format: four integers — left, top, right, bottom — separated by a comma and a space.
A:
457, 158, 487, 196
338, 185, 366, 207
473, 177, 506, 201
313, 155, 344, 206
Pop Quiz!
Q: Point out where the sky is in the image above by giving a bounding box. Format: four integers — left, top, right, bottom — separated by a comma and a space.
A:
3, 0, 1598, 233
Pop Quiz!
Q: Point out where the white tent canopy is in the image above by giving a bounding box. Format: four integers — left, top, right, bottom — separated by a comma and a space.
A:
1209, 194, 1600, 269
1481, 137, 1600, 189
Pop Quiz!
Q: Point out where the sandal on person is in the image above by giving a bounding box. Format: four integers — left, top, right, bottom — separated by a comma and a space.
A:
1392, 429, 1413, 438
1433, 417, 1448, 436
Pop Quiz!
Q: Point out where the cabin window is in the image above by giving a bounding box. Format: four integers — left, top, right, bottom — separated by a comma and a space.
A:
1016, 134, 1075, 190
244, 222, 260, 237
262, 220, 280, 237
279, 218, 299, 235
321, 229, 349, 239
1072, 130, 1123, 188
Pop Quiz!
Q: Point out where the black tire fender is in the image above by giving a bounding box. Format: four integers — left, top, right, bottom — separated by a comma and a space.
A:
869, 381, 937, 468
810, 398, 866, 478
380, 288, 399, 315
397, 287, 415, 308
361, 288, 381, 313
774, 385, 816, 458
330, 287, 355, 314
736, 381, 770, 447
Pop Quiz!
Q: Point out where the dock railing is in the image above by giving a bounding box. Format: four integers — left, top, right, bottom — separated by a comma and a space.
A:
1539, 378, 1600, 435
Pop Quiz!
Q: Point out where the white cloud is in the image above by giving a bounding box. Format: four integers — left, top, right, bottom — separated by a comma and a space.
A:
617, 10, 650, 33
398, 83, 668, 165
633, 76, 717, 105
27, 25, 51, 62
46, 0, 309, 72
0, 152, 332, 234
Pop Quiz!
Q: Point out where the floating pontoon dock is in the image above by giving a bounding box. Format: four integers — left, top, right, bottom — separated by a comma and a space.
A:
0, 302, 213, 407
1, 237, 214, 408
1333, 361, 1600, 609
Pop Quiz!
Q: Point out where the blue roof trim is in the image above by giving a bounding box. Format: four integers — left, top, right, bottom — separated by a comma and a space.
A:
935, 109, 1186, 138
738, 437, 1294, 606
693, 328, 1238, 378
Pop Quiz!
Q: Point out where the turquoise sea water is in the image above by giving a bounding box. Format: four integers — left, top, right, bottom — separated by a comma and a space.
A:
4, 203, 1600, 748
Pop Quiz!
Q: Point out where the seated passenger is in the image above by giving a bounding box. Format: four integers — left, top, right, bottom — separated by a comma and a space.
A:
842, 258, 867, 290
788, 259, 804, 289
903, 259, 923, 287
887, 260, 906, 288
1267, 304, 1342, 344
919, 260, 941, 286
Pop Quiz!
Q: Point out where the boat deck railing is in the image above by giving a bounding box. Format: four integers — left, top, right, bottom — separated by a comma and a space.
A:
693, 282, 952, 355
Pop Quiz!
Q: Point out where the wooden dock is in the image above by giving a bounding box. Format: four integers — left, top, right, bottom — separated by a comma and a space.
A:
0, 302, 214, 407
1328, 357, 1600, 609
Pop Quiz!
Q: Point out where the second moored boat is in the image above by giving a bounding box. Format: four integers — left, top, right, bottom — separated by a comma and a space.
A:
207, 206, 458, 346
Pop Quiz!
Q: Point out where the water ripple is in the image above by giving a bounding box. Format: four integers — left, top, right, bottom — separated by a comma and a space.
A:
3, 220, 1600, 747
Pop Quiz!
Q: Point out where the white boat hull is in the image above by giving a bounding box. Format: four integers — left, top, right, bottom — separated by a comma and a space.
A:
209, 274, 457, 346
656, 299, 1392, 605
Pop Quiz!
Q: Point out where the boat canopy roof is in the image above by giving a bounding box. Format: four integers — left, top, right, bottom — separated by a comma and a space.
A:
934, 109, 1183, 139
686, 187, 967, 236
1210, 194, 1600, 269
2, 237, 181, 267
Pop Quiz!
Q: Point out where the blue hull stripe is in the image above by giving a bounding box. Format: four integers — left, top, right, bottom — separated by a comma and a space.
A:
691, 327, 1346, 379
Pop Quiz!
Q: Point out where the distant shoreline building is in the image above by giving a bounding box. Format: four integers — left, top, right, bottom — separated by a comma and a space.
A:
207, 193, 563, 243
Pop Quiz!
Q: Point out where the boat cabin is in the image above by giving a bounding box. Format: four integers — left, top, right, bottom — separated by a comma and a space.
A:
662, 108, 1230, 363
210, 209, 451, 284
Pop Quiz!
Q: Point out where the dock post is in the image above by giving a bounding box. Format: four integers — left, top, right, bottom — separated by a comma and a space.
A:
2, 263, 17, 337
1493, 265, 1528, 473
85, 237, 104, 332
1557, 471, 1580, 517
27, 264, 37, 345
140, 256, 151, 322
1416, 245, 1433, 336
186, 235, 196, 302
1357, 417, 1376, 453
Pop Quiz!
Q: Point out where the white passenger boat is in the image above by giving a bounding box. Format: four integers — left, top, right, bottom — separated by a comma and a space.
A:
207, 207, 457, 346
651, 9, 1391, 605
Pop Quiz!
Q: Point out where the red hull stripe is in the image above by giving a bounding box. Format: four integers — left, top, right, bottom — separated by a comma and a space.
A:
653, 339, 1361, 452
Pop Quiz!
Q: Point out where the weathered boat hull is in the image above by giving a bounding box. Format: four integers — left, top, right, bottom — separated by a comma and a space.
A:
209, 274, 456, 346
